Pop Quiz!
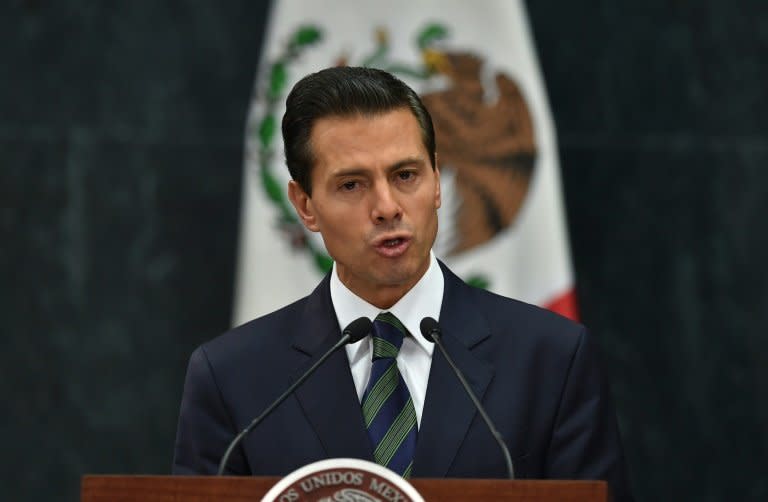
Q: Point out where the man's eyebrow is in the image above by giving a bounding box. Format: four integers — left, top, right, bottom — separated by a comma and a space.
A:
330, 157, 426, 178
388, 157, 426, 171
330, 167, 368, 178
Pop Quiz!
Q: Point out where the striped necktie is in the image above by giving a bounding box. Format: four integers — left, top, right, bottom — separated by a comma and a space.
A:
361, 312, 418, 478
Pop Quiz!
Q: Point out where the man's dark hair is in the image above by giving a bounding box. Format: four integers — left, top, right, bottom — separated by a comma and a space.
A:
282, 66, 436, 196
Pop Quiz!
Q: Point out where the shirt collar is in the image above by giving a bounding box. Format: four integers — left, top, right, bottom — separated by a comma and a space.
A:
330, 252, 443, 357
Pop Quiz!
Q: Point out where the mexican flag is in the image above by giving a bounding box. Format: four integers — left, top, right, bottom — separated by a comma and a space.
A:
233, 0, 578, 325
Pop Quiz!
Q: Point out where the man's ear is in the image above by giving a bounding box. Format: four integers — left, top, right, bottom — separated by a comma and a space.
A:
287, 180, 320, 232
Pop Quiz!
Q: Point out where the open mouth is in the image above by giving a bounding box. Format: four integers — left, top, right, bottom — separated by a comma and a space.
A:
374, 235, 411, 258
382, 238, 405, 248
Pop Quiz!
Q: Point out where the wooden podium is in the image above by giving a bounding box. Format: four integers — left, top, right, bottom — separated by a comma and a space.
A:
82, 475, 609, 501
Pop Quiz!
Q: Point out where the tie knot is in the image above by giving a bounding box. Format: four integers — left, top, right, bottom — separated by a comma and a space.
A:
371, 312, 407, 360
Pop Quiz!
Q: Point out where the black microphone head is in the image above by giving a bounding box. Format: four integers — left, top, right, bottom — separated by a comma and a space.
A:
343, 317, 372, 343
419, 317, 441, 343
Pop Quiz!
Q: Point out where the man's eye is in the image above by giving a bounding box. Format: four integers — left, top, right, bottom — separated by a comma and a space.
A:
398, 171, 415, 181
341, 181, 358, 191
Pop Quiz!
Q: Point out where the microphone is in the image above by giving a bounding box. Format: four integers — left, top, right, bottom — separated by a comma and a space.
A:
419, 317, 515, 479
217, 316, 372, 475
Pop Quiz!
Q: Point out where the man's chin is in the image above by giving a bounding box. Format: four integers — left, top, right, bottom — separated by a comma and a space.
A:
373, 261, 426, 288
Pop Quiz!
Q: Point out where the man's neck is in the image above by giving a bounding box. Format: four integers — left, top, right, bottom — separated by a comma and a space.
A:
354, 283, 416, 310
329, 252, 443, 346
336, 268, 429, 310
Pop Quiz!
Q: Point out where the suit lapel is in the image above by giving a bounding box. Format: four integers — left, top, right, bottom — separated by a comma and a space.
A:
412, 263, 494, 477
290, 275, 374, 461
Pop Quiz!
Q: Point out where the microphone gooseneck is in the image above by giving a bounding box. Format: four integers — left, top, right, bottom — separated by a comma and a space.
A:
419, 317, 515, 479
216, 316, 372, 475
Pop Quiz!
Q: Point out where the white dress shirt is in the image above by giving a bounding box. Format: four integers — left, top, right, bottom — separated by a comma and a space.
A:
330, 252, 443, 427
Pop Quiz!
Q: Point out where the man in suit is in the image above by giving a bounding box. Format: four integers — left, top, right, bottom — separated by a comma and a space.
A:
173, 66, 632, 500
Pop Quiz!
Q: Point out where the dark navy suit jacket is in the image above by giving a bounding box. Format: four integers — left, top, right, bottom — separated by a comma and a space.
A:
173, 263, 632, 500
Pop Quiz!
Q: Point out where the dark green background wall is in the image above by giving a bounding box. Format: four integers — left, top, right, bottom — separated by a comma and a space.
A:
2, 1, 766, 500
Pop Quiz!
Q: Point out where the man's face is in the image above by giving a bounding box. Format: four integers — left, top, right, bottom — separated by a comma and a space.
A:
288, 108, 441, 308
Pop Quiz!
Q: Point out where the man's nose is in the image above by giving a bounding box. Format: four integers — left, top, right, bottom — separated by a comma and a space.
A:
370, 183, 402, 223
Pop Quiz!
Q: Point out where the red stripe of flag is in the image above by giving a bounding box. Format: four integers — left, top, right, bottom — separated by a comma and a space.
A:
543, 288, 579, 321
